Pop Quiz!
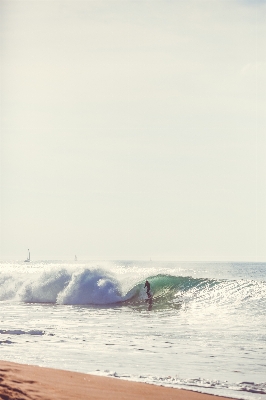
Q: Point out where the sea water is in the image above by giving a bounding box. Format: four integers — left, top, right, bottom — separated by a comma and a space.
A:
0, 261, 265, 399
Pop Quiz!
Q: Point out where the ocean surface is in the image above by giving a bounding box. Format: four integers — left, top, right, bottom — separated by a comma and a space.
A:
0, 260, 265, 399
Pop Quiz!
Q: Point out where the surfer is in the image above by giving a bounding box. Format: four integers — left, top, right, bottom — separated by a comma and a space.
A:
144, 280, 152, 310
144, 280, 151, 297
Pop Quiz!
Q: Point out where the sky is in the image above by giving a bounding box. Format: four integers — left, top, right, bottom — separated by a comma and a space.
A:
1, 0, 265, 261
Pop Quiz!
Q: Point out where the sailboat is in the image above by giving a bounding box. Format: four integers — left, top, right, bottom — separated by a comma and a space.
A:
75, 255, 77, 261
24, 249, 30, 262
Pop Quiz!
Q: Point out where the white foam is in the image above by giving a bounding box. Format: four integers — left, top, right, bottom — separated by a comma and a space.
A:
57, 268, 122, 305
18, 268, 71, 303
0, 266, 124, 305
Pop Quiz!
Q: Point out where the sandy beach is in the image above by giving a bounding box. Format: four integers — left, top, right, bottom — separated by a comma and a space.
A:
0, 360, 235, 400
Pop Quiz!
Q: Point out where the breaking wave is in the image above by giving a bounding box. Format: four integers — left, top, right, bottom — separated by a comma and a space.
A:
0, 267, 265, 309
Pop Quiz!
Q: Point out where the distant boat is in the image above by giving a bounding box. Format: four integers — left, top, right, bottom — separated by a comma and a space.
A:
75, 255, 77, 261
24, 249, 30, 262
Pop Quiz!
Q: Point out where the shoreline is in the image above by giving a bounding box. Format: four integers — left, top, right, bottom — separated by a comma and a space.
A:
0, 360, 236, 400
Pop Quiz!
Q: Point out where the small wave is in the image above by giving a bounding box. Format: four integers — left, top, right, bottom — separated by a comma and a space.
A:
237, 382, 266, 394
95, 371, 266, 396
0, 329, 45, 336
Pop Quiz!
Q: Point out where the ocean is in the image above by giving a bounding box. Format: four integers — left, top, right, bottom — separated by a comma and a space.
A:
0, 260, 265, 399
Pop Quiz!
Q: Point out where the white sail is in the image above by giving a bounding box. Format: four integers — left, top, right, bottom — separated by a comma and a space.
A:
24, 249, 30, 262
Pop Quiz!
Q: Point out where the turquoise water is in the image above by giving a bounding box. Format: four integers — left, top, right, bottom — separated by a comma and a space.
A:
0, 261, 265, 399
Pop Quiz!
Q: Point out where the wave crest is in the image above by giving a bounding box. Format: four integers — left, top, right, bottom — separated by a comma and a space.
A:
57, 268, 122, 305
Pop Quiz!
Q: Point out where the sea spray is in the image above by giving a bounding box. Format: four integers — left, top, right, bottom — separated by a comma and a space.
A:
57, 268, 122, 305
18, 268, 71, 303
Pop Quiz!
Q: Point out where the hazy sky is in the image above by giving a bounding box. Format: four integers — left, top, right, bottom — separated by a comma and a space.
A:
1, 0, 265, 261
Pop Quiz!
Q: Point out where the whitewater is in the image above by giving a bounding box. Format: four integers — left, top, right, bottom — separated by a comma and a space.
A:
0, 260, 265, 399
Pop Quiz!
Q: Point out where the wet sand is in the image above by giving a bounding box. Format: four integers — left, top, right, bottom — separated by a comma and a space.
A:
0, 360, 234, 400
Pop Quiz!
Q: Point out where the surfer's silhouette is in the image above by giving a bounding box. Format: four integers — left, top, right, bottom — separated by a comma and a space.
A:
144, 280, 151, 296
144, 280, 152, 310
